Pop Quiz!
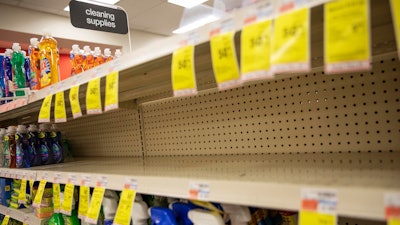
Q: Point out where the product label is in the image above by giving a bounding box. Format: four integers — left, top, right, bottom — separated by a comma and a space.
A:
210, 30, 241, 90
271, 7, 310, 73
385, 193, 400, 225
78, 185, 90, 219
113, 181, 137, 225
324, 0, 371, 73
171, 45, 197, 97
390, 0, 400, 58
61, 183, 75, 216
38, 95, 53, 123
40, 58, 51, 87
53, 183, 61, 213
86, 78, 102, 114
69, 85, 82, 118
32, 179, 47, 208
54, 92, 67, 123
17, 179, 27, 204
85, 187, 105, 224
104, 71, 119, 112
1, 215, 10, 225
299, 188, 337, 225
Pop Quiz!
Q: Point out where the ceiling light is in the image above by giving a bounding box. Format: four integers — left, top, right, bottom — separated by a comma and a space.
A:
168, 0, 208, 8
64, 0, 120, 11
173, 15, 219, 34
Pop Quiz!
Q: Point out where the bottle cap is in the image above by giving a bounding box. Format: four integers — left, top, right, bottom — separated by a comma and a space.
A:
28, 124, 38, 132
22, 50, 27, 57
4, 49, 12, 57
30, 38, 39, 46
104, 48, 112, 57
7, 126, 17, 135
12, 43, 21, 52
115, 49, 122, 58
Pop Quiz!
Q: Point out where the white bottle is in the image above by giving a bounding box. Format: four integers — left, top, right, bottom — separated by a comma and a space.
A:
221, 204, 251, 225
114, 49, 122, 58
131, 200, 150, 225
188, 209, 225, 225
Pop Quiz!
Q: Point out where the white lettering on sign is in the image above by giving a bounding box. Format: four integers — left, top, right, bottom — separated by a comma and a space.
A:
85, 8, 116, 28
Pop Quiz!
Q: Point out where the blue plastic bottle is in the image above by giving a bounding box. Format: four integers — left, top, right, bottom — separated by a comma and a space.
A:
22, 51, 31, 89
0, 55, 5, 104
27, 124, 42, 167
171, 202, 196, 225
50, 124, 64, 164
38, 124, 54, 165
3, 49, 13, 101
15, 125, 31, 168
11, 43, 26, 97
150, 207, 178, 225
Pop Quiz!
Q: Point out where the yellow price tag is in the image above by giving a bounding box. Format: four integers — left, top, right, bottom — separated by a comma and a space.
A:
69, 85, 82, 118
271, 7, 310, 73
86, 78, 102, 114
104, 71, 119, 112
29, 180, 34, 197
54, 92, 67, 123
1, 215, 10, 225
241, 19, 273, 81
210, 31, 241, 90
324, 0, 371, 73
78, 186, 90, 219
299, 210, 336, 225
390, 0, 400, 58
85, 187, 105, 224
61, 183, 75, 215
113, 189, 137, 225
53, 183, 61, 213
38, 95, 53, 123
17, 179, 27, 204
32, 179, 47, 208
171, 45, 197, 97
389, 218, 400, 225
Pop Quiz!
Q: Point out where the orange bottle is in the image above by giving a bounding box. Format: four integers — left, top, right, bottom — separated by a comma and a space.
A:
83, 46, 95, 71
93, 47, 105, 67
28, 38, 41, 90
70, 44, 84, 75
38, 32, 60, 87
104, 48, 113, 62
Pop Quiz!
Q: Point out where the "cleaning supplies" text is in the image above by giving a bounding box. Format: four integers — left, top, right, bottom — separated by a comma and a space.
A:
85, 8, 116, 28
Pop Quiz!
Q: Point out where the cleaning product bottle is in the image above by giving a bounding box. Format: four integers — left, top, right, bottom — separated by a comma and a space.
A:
102, 190, 119, 225
0, 128, 6, 167
15, 125, 31, 168
188, 209, 225, 225
221, 204, 251, 225
22, 50, 31, 89
114, 49, 122, 59
38, 124, 54, 165
39, 32, 60, 88
131, 199, 150, 225
3, 49, 13, 100
149, 207, 178, 225
83, 46, 95, 71
93, 47, 105, 67
4, 126, 17, 168
0, 55, 5, 104
11, 43, 26, 96
50, 124, 64, 164
170, 202, 196, 225
70, 44, 84, 76
27, 124, 42, 167
29, 37, 41, 90
104, 48, 113, 62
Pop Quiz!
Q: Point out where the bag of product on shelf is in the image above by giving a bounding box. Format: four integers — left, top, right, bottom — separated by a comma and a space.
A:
32, 183, 54, 218
39, 32, 60, 88
29, 37, 41, 90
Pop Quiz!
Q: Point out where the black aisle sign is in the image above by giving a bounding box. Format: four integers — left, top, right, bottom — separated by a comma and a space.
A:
69, 0, 128, 34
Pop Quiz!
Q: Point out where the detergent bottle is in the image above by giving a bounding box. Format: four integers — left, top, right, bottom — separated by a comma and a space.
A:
38, 124, 54, 165
29, 37, 41, 90
39, 32, 60, 88
83, 46, 95, 71
170, 202, 197, 225
15, 125, 31, 168
149, 207, 178, 225
22, 50, 31, 89
27, 124, 42, 167
131, 198, 150, 225
93, 47, 105, 66
11, 43, 26, 96
50, 124, 64, 164
104, 48, 113, 62
3, 49, 13, 101
70, 44, 84, 76
221, 204, 251, 225
4, 126, 17, 168
0, 128, 6, 167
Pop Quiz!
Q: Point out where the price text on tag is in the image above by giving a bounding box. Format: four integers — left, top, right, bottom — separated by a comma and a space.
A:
271, 7, 310, 73
32, 180, 47, 208
113, 183, 137, 225
104, 71, 119, 112
69, 85, 82, 118
85, 186, 106, 224
171, 45, 197, 97
53, 183, 61, 213
38, 95, 53, 123
299, 188, 337, 225
189, 182, 210, 201
86, 78, 102, 114
78, 186, 90, 219
18, 179, 27, 204
210, 31, 241, 90
324, 0, 371, 73
61, 183, 75, 215
54, 91, 67, 123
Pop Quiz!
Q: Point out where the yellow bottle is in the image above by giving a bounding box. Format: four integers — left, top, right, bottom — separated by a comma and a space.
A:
38, 32, 60, 88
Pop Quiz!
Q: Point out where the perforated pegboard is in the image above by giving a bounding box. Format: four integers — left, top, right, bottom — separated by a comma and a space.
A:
57, 104, 142, 157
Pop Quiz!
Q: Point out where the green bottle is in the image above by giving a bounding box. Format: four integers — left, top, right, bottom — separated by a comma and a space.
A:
10, 43, 26, 97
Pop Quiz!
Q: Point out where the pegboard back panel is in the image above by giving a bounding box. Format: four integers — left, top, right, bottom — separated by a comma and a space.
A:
58, 105, 142, 157
140, 53, 400, 157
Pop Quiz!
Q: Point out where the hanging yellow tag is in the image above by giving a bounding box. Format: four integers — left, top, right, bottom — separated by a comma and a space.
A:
299, 210, 336, 225
104, 71, 119, 112
29, 180, 34, 198
69, 85, 82, 118
38, 95, 53, 123
389, 218, 400, 225
86, 78, 102, 114
171, 45, 197, 97
299, 189, 337, 225
210, 30, 241, 90
85, 187, 105, 224
113, 189, 137, 225
271, 7, 310, 73
17, 179, 27, 204
390, 0, 400, 58
324, 0, 371, 73
54, 92, 67, 123
241, 19, 273, 81
32, 180, 47, 208
53, 183, 61, 213
78, 186, 90, 219
1, 215, 10, 225
61, 183, 75, 215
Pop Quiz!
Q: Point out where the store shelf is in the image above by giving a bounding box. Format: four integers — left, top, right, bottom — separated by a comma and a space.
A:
0, 204, 49, 225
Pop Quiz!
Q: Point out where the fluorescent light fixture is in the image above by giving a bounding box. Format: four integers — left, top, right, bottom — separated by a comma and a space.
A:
64, 0, 120, 11
173, 15, 219, 34
168, 0, 208, 8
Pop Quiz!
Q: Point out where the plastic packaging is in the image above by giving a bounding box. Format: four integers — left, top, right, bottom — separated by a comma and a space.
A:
83, 46, 95, 71
170, 202, 196, 225
104, 48, 113, 62
50, 124, 64, 164
29, 37, 41, 90
4, 126, 17, 168
102, 190, 119, 225
0, 55, 5, 104
39, 32, 60, 88
38, 124, 54, 165
0, 128, 6, 167
11, 43, 26, 96
70, 44, 84, 76
221, 204, 251, 225
27, 124, 42, 166
15, 125, 31, 168
49, 213, 64, 225
132, 200, 150, 225
3, 49, 13, 100
149, 207, 178, 225
22, 50, 31, 89
188, 209, 225, 225
94, 47, 105, 66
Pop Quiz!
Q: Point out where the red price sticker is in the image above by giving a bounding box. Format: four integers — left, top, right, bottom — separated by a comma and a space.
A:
299, 188, 337, 225
385, 193, 400, 225
189, 182, 210, 200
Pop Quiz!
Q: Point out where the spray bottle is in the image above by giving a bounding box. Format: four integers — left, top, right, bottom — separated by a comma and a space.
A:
3, 49, 13, 100
70, 44, 84, 76
27, 124, 42, 167
29, 37, 41, 90
38, 124, 54, 165
22, 50, 31, 89
149, 207, 178, 225
170, 202, 197, 225
93, 47, 105, 67
188, 209, 225, 225
4, 126, 17, 168
104, 48, 113, 62
131, 200, 150, 225
39, 32, 60, 87
221, 204, 251, 225
83, 46, 95, 71
0, 128, 6, 167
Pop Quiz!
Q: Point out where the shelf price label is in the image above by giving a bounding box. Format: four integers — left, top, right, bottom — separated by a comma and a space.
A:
32, 179, 47, 208
241, 18, 273, 81
171, 44, 197, 97
104, 71, 119, 112
85, 177, 107, 224
1, 215, 10, 225
53, 183, 61, 213
69, 85, 82, 119
299, 188, 337, 225
324, 0, 371, 73
189, 181, 210, 201
17, 179, 27, 204
78, 175, 91, 219
271, 7, 310, 73
390, 0, 400, 58
86, 78, 102, 115
113, 178, 138, 225
385, 193, 400, 225
61, 183, 75, 215
38, 95, 53, 123
210, 29, 241, 90
54, 91, 67, 123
